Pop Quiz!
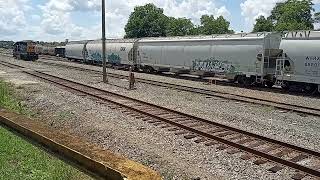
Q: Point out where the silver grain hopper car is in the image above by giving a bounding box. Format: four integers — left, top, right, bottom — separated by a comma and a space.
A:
85, 39, 137, 66
137, 33, 282, 86
277, 31, 320, 92
65, 40, 91, 61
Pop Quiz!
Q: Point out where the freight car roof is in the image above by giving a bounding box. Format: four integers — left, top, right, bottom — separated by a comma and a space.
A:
88, 39, 138, 43
138, 32, 278, 42
67, 40, 93, 45
282, 30, 320, 40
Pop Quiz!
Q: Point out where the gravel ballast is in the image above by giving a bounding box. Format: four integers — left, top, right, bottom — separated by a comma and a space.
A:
0, 55, 319, 179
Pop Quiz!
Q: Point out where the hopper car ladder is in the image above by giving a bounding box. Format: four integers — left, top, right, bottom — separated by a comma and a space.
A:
275, 58, 286, 86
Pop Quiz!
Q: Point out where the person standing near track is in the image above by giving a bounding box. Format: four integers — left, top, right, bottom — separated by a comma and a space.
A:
129, 66, 135, 90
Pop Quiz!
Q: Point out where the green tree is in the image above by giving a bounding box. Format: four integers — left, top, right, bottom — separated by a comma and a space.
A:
124, 3, 169, 38
166, 17, 194, 36
199, 15, 233, 35
269, 0, 314, 31
252, 16, 274, 32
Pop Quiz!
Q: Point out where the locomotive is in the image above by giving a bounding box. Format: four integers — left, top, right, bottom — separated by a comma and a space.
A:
64, 30, 320, 93
13, 41, 39, 61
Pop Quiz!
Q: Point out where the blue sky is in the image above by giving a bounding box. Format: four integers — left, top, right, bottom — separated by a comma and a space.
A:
1, 0, 320, 41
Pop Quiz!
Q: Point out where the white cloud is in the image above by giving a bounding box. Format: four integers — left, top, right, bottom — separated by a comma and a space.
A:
38, 0, 230, 41
0, 0, 30, 36
241, 0, 320, 31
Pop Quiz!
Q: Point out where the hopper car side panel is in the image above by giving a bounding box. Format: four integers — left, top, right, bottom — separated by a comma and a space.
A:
65, 43, 85, 60
86, 40, 135, 65
280, 39, 320, 84
137, 38, 267, 79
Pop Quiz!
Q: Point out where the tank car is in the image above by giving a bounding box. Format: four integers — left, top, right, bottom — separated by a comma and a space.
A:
13, 41, 39, 61
276, 31, 320, 93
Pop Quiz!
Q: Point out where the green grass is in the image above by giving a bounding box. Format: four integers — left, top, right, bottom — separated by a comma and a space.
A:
0, 81, 37, 118
0, 81, 26, 114
0, 126, 92, 180
0, 80, 92, 179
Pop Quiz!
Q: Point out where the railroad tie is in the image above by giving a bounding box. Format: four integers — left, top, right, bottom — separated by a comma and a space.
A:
226, 148, 241, 155
153, 122, 166, 126
228, 134, 245, 141
216, 145, 228, 150
184, 134, 197, 139
241, 144, 280, 160
205, 141, 219, 146
175, 131, 189, 135
216, 131, 234, 138
194, 138, 207, 144
207, 128, 226, 134
167, 127, 180, 132
291, 173, 307, 180
159, 124, 171, 129
268, 149, 295, 173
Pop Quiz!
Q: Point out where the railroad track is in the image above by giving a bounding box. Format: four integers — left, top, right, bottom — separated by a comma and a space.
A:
29, 57, 320, 117
1, 60, 320, 179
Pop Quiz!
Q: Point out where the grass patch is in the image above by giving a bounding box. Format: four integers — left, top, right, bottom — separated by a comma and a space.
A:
0, 80, 37, 118
0, 80, 26, 113
0, 126, 92, 180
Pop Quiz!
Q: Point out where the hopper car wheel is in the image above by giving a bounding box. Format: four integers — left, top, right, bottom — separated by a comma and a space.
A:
237, 76, 250, 87
281, 82, 290, 91
144, 66, 154, 73
266, 81, 274, 88
303, 83, 316, 93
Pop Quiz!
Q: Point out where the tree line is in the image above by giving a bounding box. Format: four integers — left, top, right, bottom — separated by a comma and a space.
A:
124, 0, 320, 38
124, 3, 233, 38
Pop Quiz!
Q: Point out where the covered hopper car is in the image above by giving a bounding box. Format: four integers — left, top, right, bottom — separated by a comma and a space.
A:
276, 31, 320, 93
65, 40, 91, 61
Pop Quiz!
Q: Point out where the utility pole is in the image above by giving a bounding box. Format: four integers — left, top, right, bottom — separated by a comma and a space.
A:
102, 0, 108, 83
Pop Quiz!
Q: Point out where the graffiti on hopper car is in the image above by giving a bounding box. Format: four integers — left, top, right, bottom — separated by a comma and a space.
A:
89, 52, 121, 64
90, 52, 102, 62
192, 57, 235, 73
107, 53, 121, 64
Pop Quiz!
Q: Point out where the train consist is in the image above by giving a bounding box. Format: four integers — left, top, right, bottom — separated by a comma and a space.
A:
62, 31, 320, 93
